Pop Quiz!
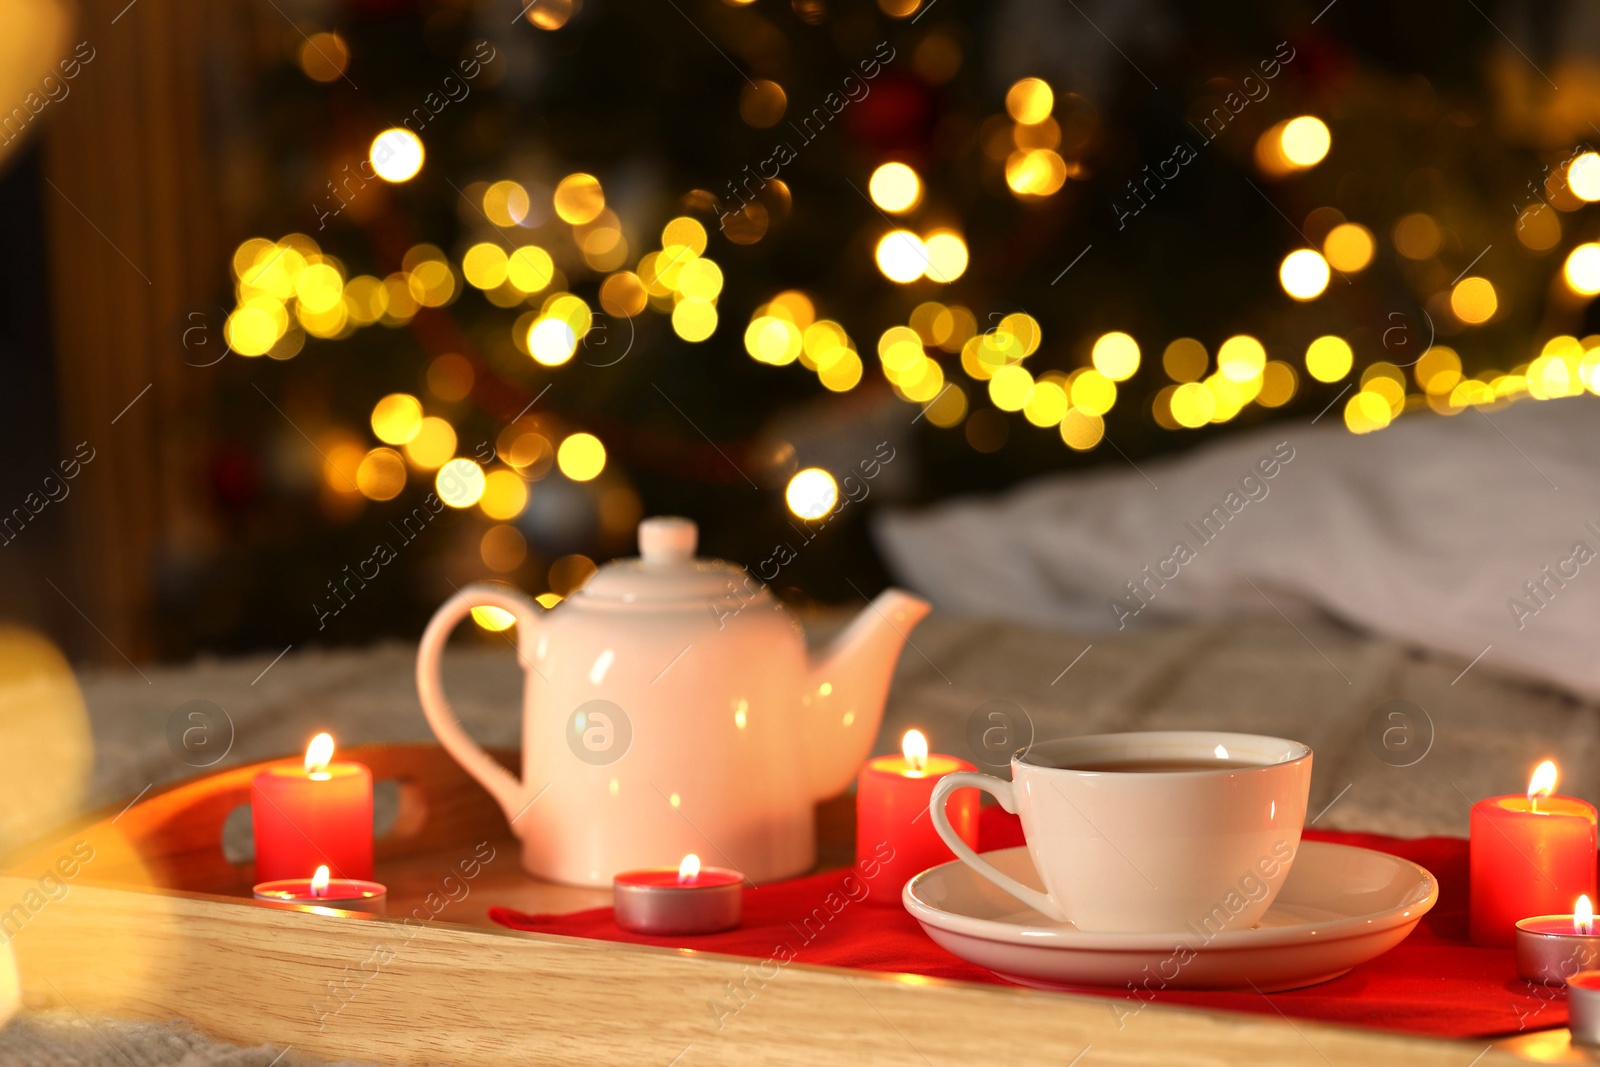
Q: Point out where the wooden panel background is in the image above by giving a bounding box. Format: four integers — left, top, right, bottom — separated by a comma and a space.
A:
42, 0, 225, 659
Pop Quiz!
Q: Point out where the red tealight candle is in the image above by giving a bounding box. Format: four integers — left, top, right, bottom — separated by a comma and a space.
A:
251, 733, 374, 882
253, 864, 387, 915
613, 854, 743, 935
856, 729, 978, 903
1470, 760, 1598, 947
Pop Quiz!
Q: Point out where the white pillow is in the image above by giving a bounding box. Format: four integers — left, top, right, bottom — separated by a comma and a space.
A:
875, 394, 1600, 698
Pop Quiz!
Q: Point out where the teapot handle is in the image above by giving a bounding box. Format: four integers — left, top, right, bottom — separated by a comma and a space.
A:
416, 583, 544, 826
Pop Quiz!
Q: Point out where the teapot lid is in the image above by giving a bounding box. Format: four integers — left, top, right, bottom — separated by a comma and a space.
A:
578, 517, 758, 603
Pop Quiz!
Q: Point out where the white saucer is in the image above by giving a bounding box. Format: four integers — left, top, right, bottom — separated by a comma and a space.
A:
903, 841, 1438, 993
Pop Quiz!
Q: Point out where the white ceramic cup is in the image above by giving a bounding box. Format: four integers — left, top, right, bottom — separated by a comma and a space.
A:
929, 731, 1312, 934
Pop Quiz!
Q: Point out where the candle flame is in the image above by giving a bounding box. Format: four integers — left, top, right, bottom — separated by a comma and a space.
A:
305, 732, 335, 777
677, 854, 701, 884
1578, 895, 1595, 936
1528, 760, 1559, 811
902, 729, 929, 774
311, 865, 330, 899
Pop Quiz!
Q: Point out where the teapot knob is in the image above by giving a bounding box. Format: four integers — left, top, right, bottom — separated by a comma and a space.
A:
639, 516, 697, 564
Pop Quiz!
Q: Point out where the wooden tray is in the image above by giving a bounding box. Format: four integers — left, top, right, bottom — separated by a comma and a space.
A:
0, 744, 1554, 1065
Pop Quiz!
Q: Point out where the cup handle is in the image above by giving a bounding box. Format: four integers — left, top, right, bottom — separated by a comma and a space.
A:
929, 772, 1069, 923
416, 583, 545, 826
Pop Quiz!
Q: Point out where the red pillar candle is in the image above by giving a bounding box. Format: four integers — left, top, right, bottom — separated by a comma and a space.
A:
252, 733, 374, 882
857, 729, 978, 903
1470, 760, 1598, 947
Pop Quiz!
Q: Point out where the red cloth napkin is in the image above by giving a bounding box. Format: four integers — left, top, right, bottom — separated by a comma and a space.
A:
489, 808, 1560, 1039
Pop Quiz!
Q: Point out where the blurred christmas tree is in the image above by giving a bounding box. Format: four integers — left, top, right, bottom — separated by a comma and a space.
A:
183, 0, 1600, 652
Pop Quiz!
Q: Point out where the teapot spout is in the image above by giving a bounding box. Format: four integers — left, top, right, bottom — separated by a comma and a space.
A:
803, 588, 931, 801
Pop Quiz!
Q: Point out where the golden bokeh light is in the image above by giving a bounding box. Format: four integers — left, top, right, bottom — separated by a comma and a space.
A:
924, 382, 968, 427
818, 348, 863, 391
1517, 204, 1561, 252
356, 447, 407, 501
1322, 223, 1374, 272
988, 364, 1034, 411
721, 201, 769, 244
1162, 338, 1207, 383
1570, 152, 1600, 202
1344, 390, 1393, 434
1393, 213, 1442, 260
462, 243, 509, 290
479, 469, 529, 521
1217, 335, 1267, 382
1450, 276, 1498, 324
481, 524, 527, 573
1414, 346, 1462, 395
1014, 117, 1060, 150
663, 216, 709, 255
677, 258, 724, 301
1279, 249, 1331, 300
1305, 335, 1353, 383
870, 162, 922, 213
557, 432, 606, 481
404, 416, 456, 469
1023, 379, 1068, 427
299, 32, 350, 84
1170, 381, 1217, 428
876, 231, 929, 283
923, 232, 969, 282
523, 0, 576, 29
527, 317, 578, 366
739, 80, 788, 128
1070, 369, 1116, 416
483, 180, 530, 227
0, 628, 93, 861
1005, 78, 1054, 124
371, 393, 423, 445
225, 304, 282, 357
506, 246, 555, 292
1257, 361, 1298, 408
369, 128, 424, 183
600, 271, 648, 317
407, 259, 456, 307
999, 313, 1041, 356
1004, 149, 1068, 197
436, 458, 486, 508
383, 273, 420, 323
747, 316, 803, 365
472, 605, 516, 631
344, 275, 386, 325
322, 434, 366, 495
672, 298, 719, 341
1205, 374, 1244, 423
933, 305, 976, 352
786, 468, 838, 520
1279, 116, 1331, 167
1092, 332, 1140, 381
1058, 408, 1104, 451
553, 173, 605, 225
1564, 243, 1600, 295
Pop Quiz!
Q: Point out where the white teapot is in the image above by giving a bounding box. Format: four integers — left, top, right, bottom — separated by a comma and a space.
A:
416, 516, 930, 886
